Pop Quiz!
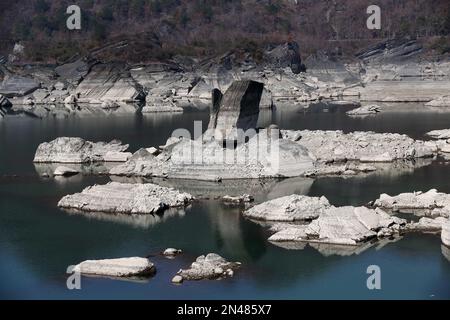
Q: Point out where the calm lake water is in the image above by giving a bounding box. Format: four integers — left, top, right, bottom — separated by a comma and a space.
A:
1, 103, 450, 299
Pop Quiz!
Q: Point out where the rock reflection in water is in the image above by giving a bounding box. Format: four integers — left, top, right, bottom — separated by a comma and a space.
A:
34, 162, 119, 178
270, 236, 403, 257
62, 207, 188, 229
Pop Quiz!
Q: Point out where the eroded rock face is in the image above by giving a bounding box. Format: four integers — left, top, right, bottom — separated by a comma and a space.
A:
58, 182, 194, 214
406, 217, 448, 233
442, 219, 450, 247
110, 130, 316, 180
373, 189, 450, 218
425, 96, 450, 107
176, 253, 240, 281
34, 137, 129, 163
268, 205, 406, 246
282, 130, 434, 163
0, 75, 40, 97
244, 194, 331, 221
73, 257, 155, 277
75, 63, 145, 104
208, 80, 264, 142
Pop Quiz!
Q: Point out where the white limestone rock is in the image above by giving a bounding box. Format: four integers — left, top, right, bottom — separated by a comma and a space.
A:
281, 130, 434, 163
58, 182, 194, 214
244, 194, 331, 221
34, 137, 129, 163
406, 217, 448, 233
269, 206, 406, 246
103, 151, 132, 162
176, 253, 241, 281
163, 248, 182, 256
426, 129, 450, 140
373, 189, 450, 218
73, 257, 155, 277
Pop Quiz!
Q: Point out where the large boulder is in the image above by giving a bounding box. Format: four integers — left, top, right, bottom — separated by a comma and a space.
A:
264, 42, 305, 74
34, 137, 129, 163
58, 181, 194, 214
208, 80, 264, 142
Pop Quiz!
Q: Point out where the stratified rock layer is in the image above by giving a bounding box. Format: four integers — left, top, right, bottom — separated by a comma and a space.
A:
34, 137, 129, 163
58, 182, 194, 214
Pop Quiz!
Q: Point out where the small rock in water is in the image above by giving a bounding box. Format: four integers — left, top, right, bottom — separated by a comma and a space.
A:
163, 248, 182, 256
176, 253, 240, 281
171, 275, 184, 284
53, 166, 79, 177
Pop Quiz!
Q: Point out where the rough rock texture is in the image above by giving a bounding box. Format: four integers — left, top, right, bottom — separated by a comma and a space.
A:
73, 257, 155, 277
373, 189, 450, 218
58, 182, 194, 214
282, 130, 434, 163
0, 75, 40, 97
34, 137, 129, 163
269, 205, 406, 246
0, 94, 11, 108
208, 80, 264, 142
425, 96, 450, 107
426, 129, 450, 140
442, 219, 450, 247
346, 104, 381, 116
405, 217, 448, 233
176, 253, 240, 281
110, 130, 316, 180
264, 42, 305, 74
75, 63, 145, 104
244, 194, 331, 221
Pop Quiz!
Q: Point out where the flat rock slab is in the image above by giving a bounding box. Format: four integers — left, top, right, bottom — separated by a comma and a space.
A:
244, 194, 331, 221
34, 137, 129, 163
373, 189, 450, 218
281, 130, 434, 163
73, 257, 155, 277
176, 253, 240, 281
58, 182, 194, 214
425, 96, 450, 107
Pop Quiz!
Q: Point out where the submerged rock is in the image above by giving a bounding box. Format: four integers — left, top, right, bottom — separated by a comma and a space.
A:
58, 182, 194, 214
346, 104, 381, 116
53, 166, 80, 177
73, 257, 155, 277
175, 253, 240, 281
373, 189, 450, 218
244, 194, 331, 221
34, 137, 129, 163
